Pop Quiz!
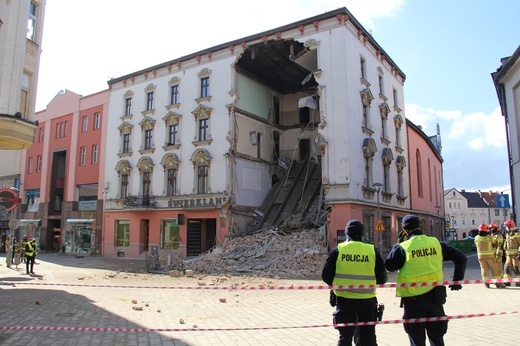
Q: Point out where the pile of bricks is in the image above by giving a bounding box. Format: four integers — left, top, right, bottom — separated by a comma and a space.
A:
185, 227, 330, 279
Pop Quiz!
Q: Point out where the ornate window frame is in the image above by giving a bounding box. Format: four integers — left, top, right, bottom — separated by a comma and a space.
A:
161, 153, 180, 196
191, 149, 212, 194
118, 122, 133, 157
139, 116, 156, 154
166, 76, 182, 111
191, 104, 213, 146
142, 84, 157, 116
163, 111, 182, 150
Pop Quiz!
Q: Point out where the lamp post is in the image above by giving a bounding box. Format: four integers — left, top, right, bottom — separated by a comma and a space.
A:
373, 182, 383, 252
435, 205, 441, 240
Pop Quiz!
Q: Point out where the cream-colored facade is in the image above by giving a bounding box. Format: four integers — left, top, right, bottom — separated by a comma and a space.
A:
0, 0, 45, 168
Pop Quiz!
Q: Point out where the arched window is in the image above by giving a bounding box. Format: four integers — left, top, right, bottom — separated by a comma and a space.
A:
362, 138, 377, 188
381, 148, 393, 193
137, 157, 154, 198
191, 149, 212, 194
116, 160, 132, 198
416, 149, 423, 197
161, 154, 180, 196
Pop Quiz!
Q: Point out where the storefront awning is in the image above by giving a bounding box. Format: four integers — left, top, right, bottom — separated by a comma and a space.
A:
20, 219, 41, 223
66, 219, 95, 223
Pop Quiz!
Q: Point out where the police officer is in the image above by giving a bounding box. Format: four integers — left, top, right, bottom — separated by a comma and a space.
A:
322, 220, 387, 346
25, 238, 37, 275
385, 215, 467, 346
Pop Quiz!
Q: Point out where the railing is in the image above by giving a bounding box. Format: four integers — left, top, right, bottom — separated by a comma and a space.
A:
123, 195, 157, 208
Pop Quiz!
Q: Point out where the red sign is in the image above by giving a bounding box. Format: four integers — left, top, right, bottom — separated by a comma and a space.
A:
0, 188, 19, 211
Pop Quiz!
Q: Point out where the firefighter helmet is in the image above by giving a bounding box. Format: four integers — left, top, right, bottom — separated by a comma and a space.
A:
478, 223, 489, 232
489, 222, 499, 230
504, 219, 518, 230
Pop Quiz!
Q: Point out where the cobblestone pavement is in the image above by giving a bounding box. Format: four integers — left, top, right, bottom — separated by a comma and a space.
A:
0, 252, 517, 345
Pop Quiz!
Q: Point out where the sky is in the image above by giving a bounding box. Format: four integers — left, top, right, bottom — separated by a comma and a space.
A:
35, 0, 519, 194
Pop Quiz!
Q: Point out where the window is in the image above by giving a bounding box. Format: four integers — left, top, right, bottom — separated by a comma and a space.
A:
122, 134, 130, 153
360, 57, 366, 80
92, 145, 99, 164
393, 88, 399, 108
27, 1, 37, 41
168, 124, 178, 146
162, 220, 180, 250
200, 77, 210, 98
396, 156, 406, 197
142, 171, 151, 196
80, 147, 86, 166
416, 149, 423, 197
121, 174, 129, 199
378, 74, 384, 95
36, 155, 42, 172
199, 118, 209, 141
362, 104, 369, 128
55, 121, 68, 139
94, 113, 100, 129
197, 165, 208, 194
170, 85, 179, 105
192, 150, 210, 194
362, 138, 376, 188
144, 129, 153, 150
28, 157, 33, 173
20, 73, 30, 119
115, 220, 130, 247
39, 128, 44, 142
125, 97, 132, 116
166, 168, 177, 196
256, 133, 262, 159
82, 115, 88, 132
146, 92, 154, 111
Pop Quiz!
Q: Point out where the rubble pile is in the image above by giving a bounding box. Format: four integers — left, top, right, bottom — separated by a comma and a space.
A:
185, 227, 330, 279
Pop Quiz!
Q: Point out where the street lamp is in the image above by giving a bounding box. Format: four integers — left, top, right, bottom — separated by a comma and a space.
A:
373, 182, 383, 252
435, 205, 441, 239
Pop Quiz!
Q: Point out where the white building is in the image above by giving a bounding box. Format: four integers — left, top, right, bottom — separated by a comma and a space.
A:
492, 45, 520, 223
444, 188, 511, 239
103, 8, 410, 258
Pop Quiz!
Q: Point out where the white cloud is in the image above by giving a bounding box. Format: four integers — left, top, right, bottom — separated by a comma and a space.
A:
405, 104, 506, 152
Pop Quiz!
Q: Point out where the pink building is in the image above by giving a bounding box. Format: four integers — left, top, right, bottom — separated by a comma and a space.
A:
406, 119, 444, 239
19, 89, 109, 254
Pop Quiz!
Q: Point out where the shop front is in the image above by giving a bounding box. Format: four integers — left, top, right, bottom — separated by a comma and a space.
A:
63, 219, 96, 255
19, 219, 42, 244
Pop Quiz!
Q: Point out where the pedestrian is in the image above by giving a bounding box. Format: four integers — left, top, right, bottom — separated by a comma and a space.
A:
4, 235, 11, 266
384, 214, 467, 346
322, 219, 388, 346
475, 223, 505, 288
25, 238, 37, 275
503, 219, 520, 286
489, 222, 504, 278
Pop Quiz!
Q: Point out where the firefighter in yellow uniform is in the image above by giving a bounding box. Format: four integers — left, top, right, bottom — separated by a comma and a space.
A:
489, 222, 504, 277
20, 235, 28, 263
475, 223, 505, 288
503, 219, 520, 286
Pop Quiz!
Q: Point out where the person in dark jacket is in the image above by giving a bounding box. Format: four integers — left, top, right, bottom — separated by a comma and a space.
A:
322, 220, 388, 346
385, 215, 467, 346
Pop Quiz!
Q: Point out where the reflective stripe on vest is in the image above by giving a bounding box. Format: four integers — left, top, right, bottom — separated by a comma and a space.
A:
333, 241, 376, 299
396, 235, 443, 297
475, 236, 495, 259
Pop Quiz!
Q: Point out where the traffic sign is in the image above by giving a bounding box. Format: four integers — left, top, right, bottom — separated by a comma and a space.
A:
497, 194, 510, 208
375, 219, 384, 231
0, 188, 19, 211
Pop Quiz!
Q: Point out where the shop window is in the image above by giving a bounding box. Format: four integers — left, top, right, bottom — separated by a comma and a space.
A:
162, 220, 180, 250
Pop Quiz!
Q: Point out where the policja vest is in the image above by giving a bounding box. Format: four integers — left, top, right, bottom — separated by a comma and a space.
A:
396, 235, 442, 297
475, 235, 494, 259
333, 241, 376, 299
25, 242, 35, 257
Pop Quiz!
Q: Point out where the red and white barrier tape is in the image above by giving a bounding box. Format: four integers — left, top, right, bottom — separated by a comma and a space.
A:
0, 311, 516, 332
7, 278, 520, 290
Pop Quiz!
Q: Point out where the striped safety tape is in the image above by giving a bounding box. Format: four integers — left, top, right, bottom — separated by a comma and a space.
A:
8, 278, 520, 290
0, 311, 516, 332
